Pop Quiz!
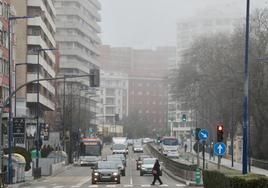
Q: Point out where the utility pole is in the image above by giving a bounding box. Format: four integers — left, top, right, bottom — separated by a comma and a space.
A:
242, 0, 250, 175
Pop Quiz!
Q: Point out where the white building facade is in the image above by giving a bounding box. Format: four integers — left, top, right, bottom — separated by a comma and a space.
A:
97, 71, 128, 136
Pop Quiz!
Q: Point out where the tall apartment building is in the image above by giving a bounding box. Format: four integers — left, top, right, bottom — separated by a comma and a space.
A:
54, 0, 101, 133
13, 0, 57, 143
97, 71, 128, 136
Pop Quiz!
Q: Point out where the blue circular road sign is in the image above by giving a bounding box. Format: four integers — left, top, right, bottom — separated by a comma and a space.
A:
198, 129, 209, 140
214, 142, 226, 156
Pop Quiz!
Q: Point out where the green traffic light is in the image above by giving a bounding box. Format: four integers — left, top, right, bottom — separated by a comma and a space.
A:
182, 114, 187, 122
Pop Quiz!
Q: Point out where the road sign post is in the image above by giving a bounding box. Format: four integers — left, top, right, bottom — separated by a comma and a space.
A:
198, 129, 209, 169
214, 142, 226, 170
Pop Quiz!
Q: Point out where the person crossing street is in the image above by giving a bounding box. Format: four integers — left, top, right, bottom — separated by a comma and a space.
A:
151, 159, 163, 185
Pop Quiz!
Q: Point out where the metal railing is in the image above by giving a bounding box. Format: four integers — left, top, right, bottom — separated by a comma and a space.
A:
146, 144, 197, 181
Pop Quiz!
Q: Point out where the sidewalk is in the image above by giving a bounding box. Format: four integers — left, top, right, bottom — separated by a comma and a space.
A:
179, 149, 268, 176
7, 164, 73, 188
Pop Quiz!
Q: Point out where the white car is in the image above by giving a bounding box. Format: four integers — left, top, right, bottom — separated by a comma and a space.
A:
133, 144, 143, 153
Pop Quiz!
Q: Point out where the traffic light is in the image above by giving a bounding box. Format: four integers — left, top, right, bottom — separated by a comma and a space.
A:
182, 114, 187, 122
195, 128, 201, 141
217, 124, 224, 142
90, 69, 100, 87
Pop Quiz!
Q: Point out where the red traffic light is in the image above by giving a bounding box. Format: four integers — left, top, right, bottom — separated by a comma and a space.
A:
217, 125, 223, 131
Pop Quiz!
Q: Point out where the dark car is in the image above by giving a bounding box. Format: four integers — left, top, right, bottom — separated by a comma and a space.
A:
110, 154, 127, 166
136, 154, 150, 170
106, 156, 126, 176
91, 161, 120, 184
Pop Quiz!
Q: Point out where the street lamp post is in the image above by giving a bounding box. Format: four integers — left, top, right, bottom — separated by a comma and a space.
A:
242, 0, 250, 175
35, 48, 56, 177
7, 15, 36, 184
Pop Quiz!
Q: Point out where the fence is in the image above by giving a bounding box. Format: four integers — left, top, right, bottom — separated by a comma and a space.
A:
146, 144, 197, 181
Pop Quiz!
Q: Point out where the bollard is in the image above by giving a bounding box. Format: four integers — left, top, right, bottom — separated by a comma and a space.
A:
195, 168, 201, 184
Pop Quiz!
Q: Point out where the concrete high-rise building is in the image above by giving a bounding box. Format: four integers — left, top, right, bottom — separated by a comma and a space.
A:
54, 0, 101, 133
13, 0, 57, 135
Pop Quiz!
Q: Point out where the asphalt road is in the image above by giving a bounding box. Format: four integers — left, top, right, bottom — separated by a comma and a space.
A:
18, 145, 196, 188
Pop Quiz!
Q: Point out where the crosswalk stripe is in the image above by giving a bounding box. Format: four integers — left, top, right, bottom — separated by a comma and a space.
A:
53, 186, 64, 188
88, 185, 98, 188
106, 185, 116, 187
141, 185, 151, 187
123, 185, 133, 187
71, 186, 81, 188
160, 184, 168, 187
176, 184, 186, 187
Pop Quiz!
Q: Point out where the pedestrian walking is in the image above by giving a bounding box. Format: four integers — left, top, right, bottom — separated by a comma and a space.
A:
184, 144, 188, 152
151, 159, 163, 185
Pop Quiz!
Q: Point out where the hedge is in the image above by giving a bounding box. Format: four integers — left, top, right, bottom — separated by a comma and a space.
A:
203, 170, 268, 188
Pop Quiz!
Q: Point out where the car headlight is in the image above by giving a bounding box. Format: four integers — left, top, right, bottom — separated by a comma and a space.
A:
113, 172, 118, 176
141, 167, 146, 170
94, 172, 99, 176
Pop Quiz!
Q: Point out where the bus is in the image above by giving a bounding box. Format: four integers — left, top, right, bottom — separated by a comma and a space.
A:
78, 137, 102, 166
160, 136, 179, 158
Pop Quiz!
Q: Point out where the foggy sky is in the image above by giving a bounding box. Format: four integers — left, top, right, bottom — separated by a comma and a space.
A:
99, 0, 267, 48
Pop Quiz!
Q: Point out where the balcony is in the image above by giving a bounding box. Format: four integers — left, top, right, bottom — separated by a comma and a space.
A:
27, 93, 55, 111
27, 36, 56, 62
27, 55, 55, 77
56, 21, 101, 44
60, 60, 89, 73
27, 73, 55, 95
57, 7, 100, 33
28, 0, 56, 31
28, 17, 56, 47
60, 49, 98, 66
59, 0, 101, 22
56, 35, 99, 55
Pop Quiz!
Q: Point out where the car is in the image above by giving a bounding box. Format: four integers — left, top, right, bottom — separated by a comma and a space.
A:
91, 161, 120, 184
107, 154, 127, 167
140, 158, 162, 176
106, 156, 126, 176
133, 143, 143, 153
112, 143, 128, 155
136, 154, 150, 170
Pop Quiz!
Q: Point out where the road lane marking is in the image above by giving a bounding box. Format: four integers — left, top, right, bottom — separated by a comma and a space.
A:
73, 176, 91, 187
53, 186, 64, 188
106, 185, 116, 187
141, 185, 151, 187
176, 184, 186, 187
88, 185, 98, 188
124, 185, 133, 187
